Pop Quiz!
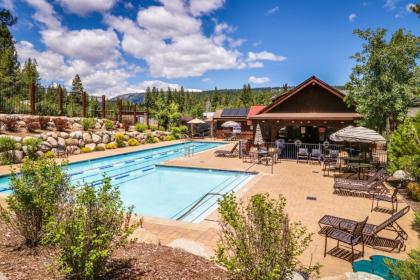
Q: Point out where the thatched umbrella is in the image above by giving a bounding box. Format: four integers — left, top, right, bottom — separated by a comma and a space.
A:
221, 121, 241, 128
330, 126, 386, 144
187, 118, 205, 137
254, 123, 264, 146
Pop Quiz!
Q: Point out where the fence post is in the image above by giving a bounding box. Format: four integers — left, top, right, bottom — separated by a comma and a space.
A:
133, 104, 137, 124
29, 82, 35, 115
145, 109, 149, 128
82, 91, 86, 118
101, 95, 106, 119
118, 98, 122, 122
58, 86, 63, 115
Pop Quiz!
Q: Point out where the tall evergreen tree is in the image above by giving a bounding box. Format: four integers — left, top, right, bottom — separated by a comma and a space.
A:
70, 74, 84, 104
20, 58, 40, 86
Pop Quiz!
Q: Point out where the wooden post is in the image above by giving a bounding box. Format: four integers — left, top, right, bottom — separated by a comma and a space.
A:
145, 110, 149, 128
118, 99, 122, 122
29, 82, 35, 115
133, 104, 137, 124
58, 86, 63, 115
101, 95, 106, 119
82, 91, 86, 118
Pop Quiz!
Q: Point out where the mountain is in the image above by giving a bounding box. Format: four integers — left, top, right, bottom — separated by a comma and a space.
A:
110, 92, 145, 104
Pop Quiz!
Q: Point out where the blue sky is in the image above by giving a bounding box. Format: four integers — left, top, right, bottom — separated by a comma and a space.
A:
3, 0, 419, 96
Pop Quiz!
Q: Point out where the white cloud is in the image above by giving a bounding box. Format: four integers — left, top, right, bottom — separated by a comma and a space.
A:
384, 0, 398, 10
57, 0, 117, 16
348, 13, 357, 22
247, 51, 287, 62
252, 40, 262, 47
25, 0, 61, 29
0, 0, 14, 11
266, 6, 279, 15
189, 0, 225, 16
202, 77, 212, 82
249, 76, 270, 84
248, 61, 264, 69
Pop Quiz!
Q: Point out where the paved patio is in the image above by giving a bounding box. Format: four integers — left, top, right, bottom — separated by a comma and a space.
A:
0, 140, 417, 277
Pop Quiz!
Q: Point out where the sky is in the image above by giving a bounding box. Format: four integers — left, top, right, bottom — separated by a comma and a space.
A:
2, 0, 419, 96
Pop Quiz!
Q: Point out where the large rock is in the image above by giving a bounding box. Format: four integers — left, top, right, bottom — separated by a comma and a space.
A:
92, 133, 101, 144
13, 150, 24, 163
65, 138, 79, 146
168, 239, 213, 259
83, 132, 92, 143
94, 122, 102, 129
129, 228, 160, 245
57, 137, 65, 147
72, 123, 83, 130
102, 134, 110, 144
66, 145, 80, 155
0, 272, 8, 280
69, 131, 83, 139
47, 136, 58, 147
85, 143, 96, 150
97, 143, 106, 150
59, 132, 69, 139
39, 141, 52, 152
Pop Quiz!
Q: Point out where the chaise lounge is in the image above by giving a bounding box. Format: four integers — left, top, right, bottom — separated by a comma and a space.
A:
214, 142, 239, 157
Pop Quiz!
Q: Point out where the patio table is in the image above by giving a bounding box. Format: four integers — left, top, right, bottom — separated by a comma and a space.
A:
348, 162, 374, 179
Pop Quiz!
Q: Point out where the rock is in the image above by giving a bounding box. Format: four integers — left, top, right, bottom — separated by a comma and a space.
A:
392, 170, 410, 180
13, 136, 22, 143
67, 145, 80, 155
72, 123, 83, 130
97, 143, 106, 150
46, 121, 55, 131
39, 141, 52, 152
0, 272, 8, 280
129, 228, 160, 245
78, 139, 85, 147
46, 132, 58, 138
60, 132, 69, 139
344, 272, 383, 280
168, 239, 213, 259
39, 133, 48, 140
57, 137, 65, 147
17, 120, 26, 129
35, 151, 44, 158
83, 132, 92, 143
47, 137, 58, 147
13, 150, 24, 163
94, 123, 102, 129
92, 133, 101, 143
291, 272, 305, 280
69, 131, 83, 139
102, 134, 110, 144
65, 138, 78, 146
85, 143, 96, 150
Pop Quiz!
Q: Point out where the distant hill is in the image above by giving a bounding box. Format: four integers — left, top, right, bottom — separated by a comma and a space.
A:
111, 92, 145, 104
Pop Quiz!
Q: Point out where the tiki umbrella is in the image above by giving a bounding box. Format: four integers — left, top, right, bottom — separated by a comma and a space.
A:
221, 121, 240, 128
330, 126, 386, 144
254, 123, 264, 146
187, 118, 205, 137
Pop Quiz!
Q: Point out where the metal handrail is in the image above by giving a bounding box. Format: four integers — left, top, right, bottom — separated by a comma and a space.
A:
176, 192, 222, 221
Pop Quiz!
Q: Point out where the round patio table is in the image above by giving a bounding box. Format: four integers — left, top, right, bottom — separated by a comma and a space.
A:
347, 162, 374, 179
251, 150, 268, 164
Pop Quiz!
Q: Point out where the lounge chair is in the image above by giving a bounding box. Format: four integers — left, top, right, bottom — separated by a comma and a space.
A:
333, 170, 387, 195
323, 217, 368, 262
334, 169, 386, 187
319, 206, 410, 252
310, 148, 322, 164
371, 188, 398, 213
214, 142, 239, 157
297, 148, 308, 163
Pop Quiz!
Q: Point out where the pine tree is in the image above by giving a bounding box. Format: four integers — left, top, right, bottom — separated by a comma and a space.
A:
20, 58, 40, 86
144, 87, 152, 112
70, 74, 84, 104
0, 9, 19, 96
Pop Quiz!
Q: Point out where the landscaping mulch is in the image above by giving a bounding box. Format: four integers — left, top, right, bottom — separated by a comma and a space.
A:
0, 222, 227, 280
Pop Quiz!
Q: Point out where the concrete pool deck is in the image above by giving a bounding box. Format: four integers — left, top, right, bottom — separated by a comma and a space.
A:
0, 140, 417, 277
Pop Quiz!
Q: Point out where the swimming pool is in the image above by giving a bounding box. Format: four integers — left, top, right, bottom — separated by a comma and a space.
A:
0, 142, 253, 223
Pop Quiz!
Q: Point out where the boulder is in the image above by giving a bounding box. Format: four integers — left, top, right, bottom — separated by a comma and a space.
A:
69, 131, 83, 139
39, 141, 52, 152
83, 132, 92, 143
59, 132, 69, 139
67, 146, 80, 155
97, 143, 106, 150
57, 137, 65, 147
92, 133, 101, 143
168, 239, 213, 259
78, 139, 85, 147
46, 132, 58, 138
72, 123, 83, 130
102, 134, 110, 144
35, 151, 44, 158
39, 133, 48, 140
65, 138, 78, 146
0, 272, 8, 280
129, 228, 160, 245
344, 272, 383, 280
13, 150, 24, 163
85, 143, 96, 150
392, 170, 410, 180
46, 121, 55, 131
47, 137, 58, 147
94, 123, 102, 129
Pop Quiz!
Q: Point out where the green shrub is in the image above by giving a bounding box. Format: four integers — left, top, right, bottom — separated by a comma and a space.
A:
82, 118, 96, 131
43, 151, 56, 159
115, 133, 126, 147
215, 193, 319, 280
22, 137, 42, 160
135, 123, 147, 133
150, 125, 158, 131
95, 146, 105, 151
413, 210, 420, 234
164, 135, 176, 141
0, 157, 71, 247
145, 133, 155, 144
46, 178, 140, 280
387, 248, 420, 280
407, 182, 420, 201
179, 125, 188, 135
128, 138, 140, 146
81, 147, 92, 153
105, 143, 117, 149
104, 119, 114, 130
0, 136, 17, 164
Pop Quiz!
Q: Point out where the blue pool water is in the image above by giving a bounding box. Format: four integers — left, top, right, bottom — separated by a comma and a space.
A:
0, 142, 253, 223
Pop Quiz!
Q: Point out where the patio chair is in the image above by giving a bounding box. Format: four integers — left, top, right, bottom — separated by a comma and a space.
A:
323, 149, 339, 176
268, 146, 278, 162
371, 188, 398, 213
319, 206, 410, 253
297, 148, 308, 163
323, 217, 368, 262
214, 142, 238, 157
333, 172, 387, 196
310, 148, 322, 164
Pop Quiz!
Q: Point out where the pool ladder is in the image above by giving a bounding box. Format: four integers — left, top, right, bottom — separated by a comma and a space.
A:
183, 143, 195, 157
176, 192, 222, 221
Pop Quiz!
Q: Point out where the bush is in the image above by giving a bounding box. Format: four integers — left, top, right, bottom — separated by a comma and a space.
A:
164, 135, 176, 141
53, 118, 69, 132
105, 143, 117, 149
22, 137, 42, 160
95, 146, 105, 151
179, 125, 188, 135
150, 125, 158, 131
104, 119, 114, 130
43, 151, 56, 159
0, 157, 71, 247
115, 133, 126, 147
146, 133, 155, 144
39, 116, 51, 130
135, 123, 147, 133
387, 248, 420, 280
81, 147, 92, 153
413, 210, 420, 234
46, 178, 140, 280
215, 193, 319, 280
81, 118, 96, 131
407, 182, 420, 201
128, 138, 140, 146
0, 136, 17, 164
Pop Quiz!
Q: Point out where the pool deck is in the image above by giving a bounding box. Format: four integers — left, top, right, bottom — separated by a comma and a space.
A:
0, 140, 417, 278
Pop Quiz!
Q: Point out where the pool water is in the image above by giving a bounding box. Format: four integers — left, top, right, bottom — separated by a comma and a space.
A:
0, 142, 253, 223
